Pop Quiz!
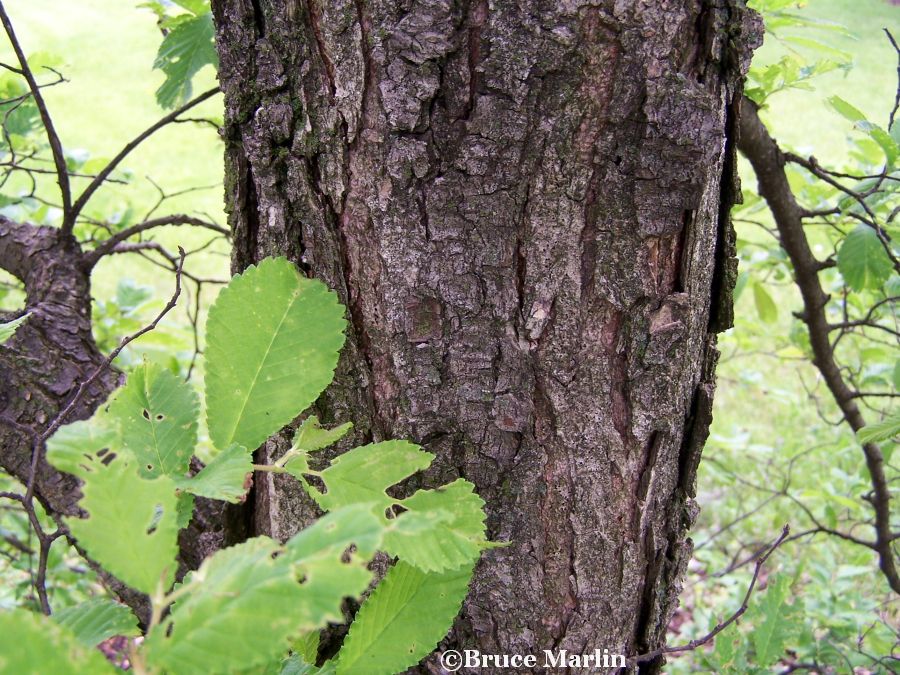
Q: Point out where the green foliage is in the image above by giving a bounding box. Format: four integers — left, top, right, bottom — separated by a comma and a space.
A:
66, 456, 179, 596
174, 443, 251, 503
53, 598, 140, 647
836, 225, 893, 291
204, 257, 346, 452
0, 609, 117, 674
336, 562, 473, 675
0, 313, 28, 343
37, 257, 486, 674
858, 410, 900, 444
750, 575, 793, 667
151, 1, 218, 109
108, 361, 199, 478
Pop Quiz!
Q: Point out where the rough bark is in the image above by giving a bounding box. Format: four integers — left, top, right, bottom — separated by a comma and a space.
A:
212, 0, 761, 670
0, 217, 116, 516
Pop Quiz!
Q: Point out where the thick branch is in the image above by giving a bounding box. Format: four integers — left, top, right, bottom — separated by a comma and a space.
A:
737, 96, 900, 595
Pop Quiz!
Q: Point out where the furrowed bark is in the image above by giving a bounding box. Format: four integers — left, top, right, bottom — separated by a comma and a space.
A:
212, 0, 761, 670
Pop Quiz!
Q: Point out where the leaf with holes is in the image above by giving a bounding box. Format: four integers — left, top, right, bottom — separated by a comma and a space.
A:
144, 505, 383, 675
65, 456, 179, 595
53, 599, 140, 647
46, 411, 117, 478
204, 257, 346, 452
285, 504, 385, 627
304, 440, 432, 512
335, 561, 473, 675
174, 443, 252, 503
383, 479, 488, 572
837, 225, 893, 291
107, 361, 198, 478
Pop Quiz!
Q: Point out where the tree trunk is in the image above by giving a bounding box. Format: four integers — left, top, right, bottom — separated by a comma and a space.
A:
212, 0, 760, 669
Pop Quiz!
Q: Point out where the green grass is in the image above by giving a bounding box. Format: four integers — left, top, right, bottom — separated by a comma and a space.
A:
3, 0, 227, 345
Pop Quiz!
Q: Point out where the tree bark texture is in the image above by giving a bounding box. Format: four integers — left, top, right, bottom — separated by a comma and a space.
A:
0, 218, 116, 517
212, 0, 761, 670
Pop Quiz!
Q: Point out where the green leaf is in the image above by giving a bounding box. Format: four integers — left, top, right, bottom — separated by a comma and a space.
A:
153, 11, 217, 108
204, 257, 346, 452
175, 491, 195, 530
172, 0, 209, 15
46, 412, 117, 477
174, 443, 252, 503
53, 598, 140, 647
858, 411, 900, 444
66, 456, 179, 595
751, 575, 791, 667
0, 610, 117, 674
306, 440, 432, 512
146, 506, 384, 675
144, 537, 307, 675
752, 282, 778, 323
384, 479, 487, 572
293, 416, 353, 452
285, 505, 385, 627
0, 313, 28, 343
107, 361, 199, 478
827, 95, 867, 123
336, 561, 473, 675
837, 225, 893, 291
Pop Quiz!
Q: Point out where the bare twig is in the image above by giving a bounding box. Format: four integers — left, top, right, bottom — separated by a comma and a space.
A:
630, 525, 790, 666
84, 214, 228, 266
0, 3, 71, 227
66, 87, 220, 230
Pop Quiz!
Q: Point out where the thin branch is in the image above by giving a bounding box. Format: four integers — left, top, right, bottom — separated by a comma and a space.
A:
65, 87, 220, 230
630, 525, 790, 666
885, 29, 900, 131
84, 214, 228, 267
739, 97, 900, 595
0, 3, 71, 227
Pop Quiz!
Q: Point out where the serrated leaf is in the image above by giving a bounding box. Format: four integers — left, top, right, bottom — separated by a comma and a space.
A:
107, 361, 199, 478
384, 479, 487, 572
0, 313, 28, 343
752, 282, 777, 323
174, 443, 252, 503
293, 416, 353, 452
146, 506, 384, 675
858, 411, 900, 444
175, 491, 195, 530
153, 11, 217, 108
837, 225, 893, 291
0, 610, 117, 674
144, 537, 307, 675
751, 575, 791, 667
204, 257, 346, 452
285, 505, 385, 627
46, 412, 117, 477
336, 561, 473, 675
66, 457, 179, 595
307, 440, 433, 512
53, 598, 140, 647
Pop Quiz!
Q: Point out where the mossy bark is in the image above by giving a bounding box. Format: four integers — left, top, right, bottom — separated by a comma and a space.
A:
211, 0, 761, 670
